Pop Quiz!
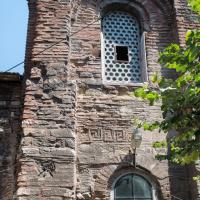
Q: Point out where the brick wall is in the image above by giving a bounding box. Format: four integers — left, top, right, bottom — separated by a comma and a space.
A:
173, 0, 200, 46
16, 1, 77, 199
73, 1, 189, 199
0, 73, 22, 200
15, 0, 200, 200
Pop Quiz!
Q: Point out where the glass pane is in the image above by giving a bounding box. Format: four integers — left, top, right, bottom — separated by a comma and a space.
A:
133, 175, 152, 198
115, 175, 133, 197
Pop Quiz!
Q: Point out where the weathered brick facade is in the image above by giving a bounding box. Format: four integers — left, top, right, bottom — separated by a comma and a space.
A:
0, 73, 22, 200
0, 0, 199, 199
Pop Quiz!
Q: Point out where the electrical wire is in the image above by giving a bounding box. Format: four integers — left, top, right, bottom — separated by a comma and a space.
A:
4, 16, 101, 72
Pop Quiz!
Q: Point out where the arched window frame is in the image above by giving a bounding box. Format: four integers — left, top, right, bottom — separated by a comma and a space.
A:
101, 7, 148, 86
110, 172, 158, 200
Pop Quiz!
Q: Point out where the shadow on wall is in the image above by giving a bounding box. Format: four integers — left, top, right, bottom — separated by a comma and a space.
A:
188, 164, 200, 200
0, 75, 22, 200
156, 6, 179, 80
168, 163, 200, 200
167, 130, 199, 200
168, 163, 190, 200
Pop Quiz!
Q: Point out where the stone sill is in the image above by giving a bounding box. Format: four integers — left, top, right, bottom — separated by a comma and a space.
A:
103, 82, 148, 88
79, 80, 148, 88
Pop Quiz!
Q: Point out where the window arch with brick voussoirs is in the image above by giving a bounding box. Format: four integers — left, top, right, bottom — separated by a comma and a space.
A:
111, 173, 158, 200
101, 10, 148, 85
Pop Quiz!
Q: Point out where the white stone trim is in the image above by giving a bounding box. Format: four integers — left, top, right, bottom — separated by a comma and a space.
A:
101, 30, 106, 84
140, 32, 148, 83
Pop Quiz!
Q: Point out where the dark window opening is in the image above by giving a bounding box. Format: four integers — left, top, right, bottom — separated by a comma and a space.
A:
115, 46, 129, 62
114, 174, 153, 200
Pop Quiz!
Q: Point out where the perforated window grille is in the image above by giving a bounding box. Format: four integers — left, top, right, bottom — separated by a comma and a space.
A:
102, 11, 141, 84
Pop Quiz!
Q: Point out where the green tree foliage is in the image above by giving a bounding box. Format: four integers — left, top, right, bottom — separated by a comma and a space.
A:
133, 1, 200, 165
188, 0, 200, 15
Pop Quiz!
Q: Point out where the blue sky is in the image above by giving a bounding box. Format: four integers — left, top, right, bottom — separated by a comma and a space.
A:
0, 1, 28, 74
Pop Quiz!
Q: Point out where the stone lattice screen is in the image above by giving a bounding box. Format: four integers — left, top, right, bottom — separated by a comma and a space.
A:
102, 11, 141, 84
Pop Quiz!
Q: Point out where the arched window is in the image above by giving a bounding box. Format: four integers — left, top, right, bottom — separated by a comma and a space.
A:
113, 173, 154, 200
102, 11, 147, 85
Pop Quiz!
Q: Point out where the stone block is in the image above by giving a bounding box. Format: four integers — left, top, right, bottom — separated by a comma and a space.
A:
50, 129, 75, 138
17, 187, 41, 196
51, 147, 75, 157
79, 72, 93, 78
23, 128, 49, 137
0, 101, 6, 106
41, 188, 71, 197
22, 147, 39, 155
17, 197, 41, 200
48, 197, 64, 200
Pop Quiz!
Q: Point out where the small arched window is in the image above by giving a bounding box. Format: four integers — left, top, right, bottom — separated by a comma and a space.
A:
113, 173, 154, 200
102, 11, 147, 85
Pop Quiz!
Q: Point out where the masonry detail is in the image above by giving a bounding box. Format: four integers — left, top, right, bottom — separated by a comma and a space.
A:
0, 0, 199, 200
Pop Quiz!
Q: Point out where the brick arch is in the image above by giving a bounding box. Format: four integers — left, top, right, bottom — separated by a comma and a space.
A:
100, 0, 174, 31
94, 163, 163, 199
100, 0, 150, 31
94, 151, 170, 193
